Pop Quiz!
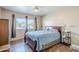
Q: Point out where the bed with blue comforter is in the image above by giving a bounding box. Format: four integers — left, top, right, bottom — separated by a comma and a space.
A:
25, 29, 61, 51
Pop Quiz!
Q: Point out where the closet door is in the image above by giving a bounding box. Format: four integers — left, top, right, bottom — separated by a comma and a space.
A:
0, 19, 9, 46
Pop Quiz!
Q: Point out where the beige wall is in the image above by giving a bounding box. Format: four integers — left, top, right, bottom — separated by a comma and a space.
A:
0, 8, 42, 40
0, 8, 1, 18
42, 7, 79, 45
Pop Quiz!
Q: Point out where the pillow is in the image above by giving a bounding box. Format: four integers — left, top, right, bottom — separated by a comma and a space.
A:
52, 29, 58, 32
48, 27, 52, 30
48, 27, 58, 32
43, 27, 53, 31
42, 27, 58, 32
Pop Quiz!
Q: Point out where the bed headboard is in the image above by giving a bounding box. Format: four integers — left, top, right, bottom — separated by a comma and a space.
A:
44, 26, 62, 33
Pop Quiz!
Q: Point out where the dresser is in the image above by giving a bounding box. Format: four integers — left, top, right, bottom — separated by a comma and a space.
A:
0, 19, 9, 46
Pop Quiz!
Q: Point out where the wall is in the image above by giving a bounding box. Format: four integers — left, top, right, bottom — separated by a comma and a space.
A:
1, 8, 42, 40
42, 7, 79, 46
0, 8, 1, 18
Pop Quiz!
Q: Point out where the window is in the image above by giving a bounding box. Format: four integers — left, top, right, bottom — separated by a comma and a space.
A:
16, 18, 35, 30
16, 18, 26, 30
28, 18, 35, 30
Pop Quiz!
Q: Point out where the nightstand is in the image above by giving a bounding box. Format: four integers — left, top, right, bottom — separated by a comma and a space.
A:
62, 32, 71, 46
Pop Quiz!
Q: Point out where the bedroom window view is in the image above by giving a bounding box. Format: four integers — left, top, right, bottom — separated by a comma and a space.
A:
15, 18, 35, 39
28, 18, 35, 31
16, 18, 26, 30
16, 18, 35, 30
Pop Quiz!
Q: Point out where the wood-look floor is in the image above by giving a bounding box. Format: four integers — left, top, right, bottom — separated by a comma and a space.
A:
9, 39, 78, 52
44, 44, 77, 52
10, 39, 32, 52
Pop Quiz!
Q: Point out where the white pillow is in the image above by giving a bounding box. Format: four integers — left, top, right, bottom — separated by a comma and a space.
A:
48, 27, 58, 32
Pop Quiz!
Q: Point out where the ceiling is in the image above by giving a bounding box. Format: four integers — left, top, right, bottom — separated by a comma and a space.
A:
1, 6, 79, 16
1, 6, 63, 16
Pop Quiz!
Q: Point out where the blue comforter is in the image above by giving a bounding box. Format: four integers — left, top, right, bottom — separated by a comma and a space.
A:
26, 30, 60, 51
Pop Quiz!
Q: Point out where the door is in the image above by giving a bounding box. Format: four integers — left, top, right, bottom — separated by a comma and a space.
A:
0, 19, 9, 46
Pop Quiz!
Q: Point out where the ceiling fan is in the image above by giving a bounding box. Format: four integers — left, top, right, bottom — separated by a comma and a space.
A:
33, 6, 39, 12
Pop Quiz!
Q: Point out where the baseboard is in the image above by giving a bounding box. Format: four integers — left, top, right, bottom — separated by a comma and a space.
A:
70, 44, 79, 51
10, 36, 24, 42
0, 44, 10, 52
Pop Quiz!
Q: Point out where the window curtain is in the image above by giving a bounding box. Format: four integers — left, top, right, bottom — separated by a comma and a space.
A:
25, 16, 28, 33
11, 14, 16, 38
35, 17, 37, 31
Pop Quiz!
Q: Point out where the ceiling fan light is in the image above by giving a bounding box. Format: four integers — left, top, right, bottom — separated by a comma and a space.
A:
34, 6, 39, 12
34, 9, 39, 12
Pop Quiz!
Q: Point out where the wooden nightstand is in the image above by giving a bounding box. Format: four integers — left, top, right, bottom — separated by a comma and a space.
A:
62, 32, 71, 46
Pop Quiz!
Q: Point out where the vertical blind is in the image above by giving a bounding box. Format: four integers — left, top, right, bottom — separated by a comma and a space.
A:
25, 16, 28, 33
35, 17, 37, 31
11, 14, 16, 38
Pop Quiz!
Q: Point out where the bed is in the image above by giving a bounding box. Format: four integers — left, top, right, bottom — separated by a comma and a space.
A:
24, 26, 62, 52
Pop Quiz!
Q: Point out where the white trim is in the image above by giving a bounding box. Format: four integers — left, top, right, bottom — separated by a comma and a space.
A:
70, 44, 79, 51
0, 44, 10, 51
10, 36, 24, 41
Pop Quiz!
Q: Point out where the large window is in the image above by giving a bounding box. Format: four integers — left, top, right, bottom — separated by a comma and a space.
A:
16, 18, 26, 30
16, 18, 35, 30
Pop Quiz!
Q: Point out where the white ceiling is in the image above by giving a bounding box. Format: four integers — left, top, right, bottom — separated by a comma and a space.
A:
1, 6, 64, 16
1, 6, 74, 16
